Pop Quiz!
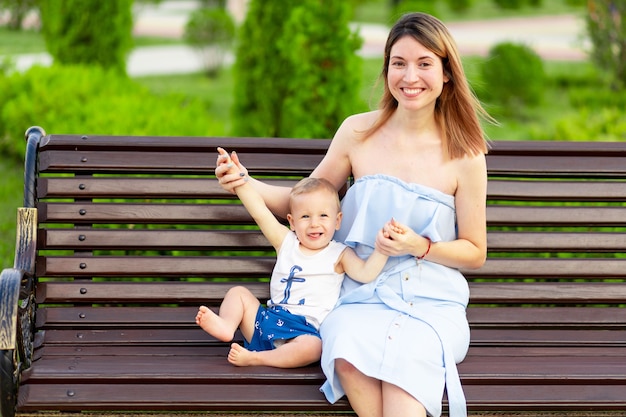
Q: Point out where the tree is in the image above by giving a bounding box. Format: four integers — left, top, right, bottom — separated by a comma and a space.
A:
232, 0, 362, 139
184, 6, 236, 77
38, 0, 133, 75
587, 0, 626, 89
278, 0, 362, 139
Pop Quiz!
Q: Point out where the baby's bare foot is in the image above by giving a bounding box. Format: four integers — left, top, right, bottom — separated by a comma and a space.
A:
195, 305, 234, 342
228, 342, 258, 367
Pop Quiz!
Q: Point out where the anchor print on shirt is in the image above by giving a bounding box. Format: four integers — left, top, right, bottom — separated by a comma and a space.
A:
280, 265, 306, 305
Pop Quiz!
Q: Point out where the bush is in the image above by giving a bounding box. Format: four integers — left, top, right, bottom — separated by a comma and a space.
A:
231, 0, 293, 137
232, 0, 362, 139
480, 42, 545, 114
38, 0, 133, 74
277, 0, 363, 138
184, 7, 236, 77
0, 65, 222, 162
547, 107, 626, 141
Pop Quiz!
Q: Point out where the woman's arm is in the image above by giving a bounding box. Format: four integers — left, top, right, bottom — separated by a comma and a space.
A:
377, 154, 488, 270
216, 114, 363, 218
215, 149, 293, 219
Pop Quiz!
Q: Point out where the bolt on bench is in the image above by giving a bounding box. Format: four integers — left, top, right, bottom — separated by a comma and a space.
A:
1, 126, 626, 416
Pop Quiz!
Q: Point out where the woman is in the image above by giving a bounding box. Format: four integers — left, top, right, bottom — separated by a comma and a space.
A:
216, 12, 493, 417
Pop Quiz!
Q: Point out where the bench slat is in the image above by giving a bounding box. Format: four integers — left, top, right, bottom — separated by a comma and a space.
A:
40, 229, 270, 250
487, 231, 626, 252
37, 258, 275, 278
36, 281, 271, 304
486, 155, 626, 177
488, 180, 626, 201
40, 134, 332, 153
469, 282, 626, 304
38, 202, 626, 226
39, 177, 299, 199
18, 383, 347, 412
18, 383, 626, 412
487, 205, 626, 226
23, 352, 626, 383
465, 258, 626, 279
39, 202, 253, 224
35, 280, 626, 304
37, 327, 626, 347
39, 150, 324, 175
38, 229, 626, 252
35, 306, 626, 329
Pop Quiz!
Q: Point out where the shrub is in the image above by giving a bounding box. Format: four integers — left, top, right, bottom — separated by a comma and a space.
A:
277, 0, 363, 138
231, 0, 293, 137
38, 0, 133, 74
0, 65, 222, 162
480, 42, 545, 114
232, 0, 362, 139
184, 7, 236, 77
549, 108, 626, 141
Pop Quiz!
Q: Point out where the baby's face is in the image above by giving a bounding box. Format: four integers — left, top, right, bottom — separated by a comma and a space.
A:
287, 189, 342, 252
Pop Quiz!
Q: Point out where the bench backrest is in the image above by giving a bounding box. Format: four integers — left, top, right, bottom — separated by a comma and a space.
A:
31, 133, 626, 348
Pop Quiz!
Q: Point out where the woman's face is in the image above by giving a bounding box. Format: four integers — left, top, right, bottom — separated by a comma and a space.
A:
387, 35, 448, 112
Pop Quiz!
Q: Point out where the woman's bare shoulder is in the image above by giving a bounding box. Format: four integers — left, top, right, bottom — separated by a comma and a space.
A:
339, 110, 380, 132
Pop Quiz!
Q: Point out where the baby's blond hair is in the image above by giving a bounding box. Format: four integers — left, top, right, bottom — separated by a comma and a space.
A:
289, 177, 340, 212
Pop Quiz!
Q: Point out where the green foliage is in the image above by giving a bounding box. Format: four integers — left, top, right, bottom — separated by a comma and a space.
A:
38, 0, 133, 74
0, 65, 222, 162
232, 0, 362, 139
548, 107, 626, 141
231, 0, 290, 137
492, 0, 526, 8
184, 7, 236, 77
391, 0, 438, 18
277, 0, 363, 138
586, 0, 626, 89
480, 42, 545, 115
446, 0, 474, 13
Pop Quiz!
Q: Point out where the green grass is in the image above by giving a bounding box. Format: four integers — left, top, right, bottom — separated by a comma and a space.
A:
0, 27, 45, 54
136, 70, 235, 134
0, 158, 23, 268
0, 28, 182, 56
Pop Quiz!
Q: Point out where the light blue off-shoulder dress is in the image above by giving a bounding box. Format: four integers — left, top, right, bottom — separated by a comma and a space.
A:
320, 174, 470, 417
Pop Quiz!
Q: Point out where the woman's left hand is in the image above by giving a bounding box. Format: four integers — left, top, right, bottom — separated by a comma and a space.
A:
376, 218, 424, 258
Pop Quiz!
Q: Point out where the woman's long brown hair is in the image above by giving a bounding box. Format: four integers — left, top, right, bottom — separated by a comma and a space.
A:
361, 12, 495, 159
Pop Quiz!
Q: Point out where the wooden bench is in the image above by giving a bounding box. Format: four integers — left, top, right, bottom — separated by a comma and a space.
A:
1, 126, 626, 417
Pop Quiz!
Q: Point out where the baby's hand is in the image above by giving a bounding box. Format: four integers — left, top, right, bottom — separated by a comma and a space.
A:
217, 147, 244, 178
389, 217, 406, 234
383, 217, 406, 239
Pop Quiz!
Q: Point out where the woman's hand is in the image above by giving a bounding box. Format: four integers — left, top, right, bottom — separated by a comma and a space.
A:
215, 147, 248, 193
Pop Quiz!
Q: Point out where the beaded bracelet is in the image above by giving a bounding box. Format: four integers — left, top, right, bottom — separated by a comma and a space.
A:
415, 237, 431, 261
